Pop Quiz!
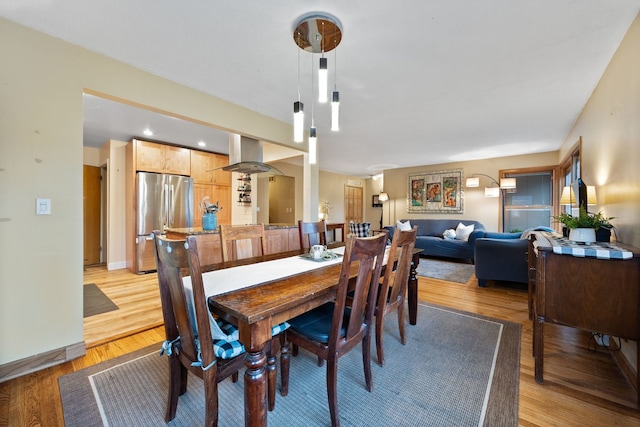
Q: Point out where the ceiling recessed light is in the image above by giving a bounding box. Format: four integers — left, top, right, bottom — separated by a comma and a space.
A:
143, 128, 153, 136
198, 141, 206, 147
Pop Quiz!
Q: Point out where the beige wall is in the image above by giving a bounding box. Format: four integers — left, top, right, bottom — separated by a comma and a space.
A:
383, 152, 559, 232
0, 18, 297, 366
560, 13, 640, 371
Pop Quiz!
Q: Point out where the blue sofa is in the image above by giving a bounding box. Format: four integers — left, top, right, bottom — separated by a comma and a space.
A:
474, 227, 554, 287
384, 219, 486, 263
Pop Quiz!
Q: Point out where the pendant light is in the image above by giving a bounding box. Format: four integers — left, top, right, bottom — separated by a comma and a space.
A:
318, 21, 328, 103
309, 54, 317, 164
292, 13, 342, 136
293, 37, 304, 143
331, 43, 340, 131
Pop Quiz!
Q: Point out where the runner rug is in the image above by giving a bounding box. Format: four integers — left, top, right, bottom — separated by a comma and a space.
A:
60, 303, 520, 426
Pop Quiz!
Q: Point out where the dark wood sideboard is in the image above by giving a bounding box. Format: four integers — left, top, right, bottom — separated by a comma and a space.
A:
528, 231, 640, 402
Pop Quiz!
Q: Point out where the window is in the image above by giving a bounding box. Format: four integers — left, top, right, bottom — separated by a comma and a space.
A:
502, 170, 554, 232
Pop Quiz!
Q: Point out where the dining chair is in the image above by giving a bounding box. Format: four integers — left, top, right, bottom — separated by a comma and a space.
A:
298, 219, 328, 250
153, 232, 288, 425
219, 223, 268, 261
212, 224, 291, 408
286, 233, 388, 427
374, 225, 418, 366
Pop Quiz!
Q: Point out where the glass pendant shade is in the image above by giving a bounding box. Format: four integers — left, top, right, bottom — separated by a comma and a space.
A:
319, 57, 328, 103
293, 101, 304, 143
309, 127, 317, 164
331, 91, 340, 131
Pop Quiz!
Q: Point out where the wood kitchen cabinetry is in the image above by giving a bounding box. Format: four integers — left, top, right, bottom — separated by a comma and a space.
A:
134, 139, 191, 175
191, 150, 232, 228
191, 150, 231, 186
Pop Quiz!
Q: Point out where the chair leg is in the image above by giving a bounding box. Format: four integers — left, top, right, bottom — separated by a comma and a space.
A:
375, 311, 385, 367
292, 343, 298, 356
165, 356, 185, 422
326, 356, 340, 427
362, 332, 374, 392
318, 356, 324, 367
203, 369, 219, 427
267, 340, 277, 412
397, 303, 407, 345
231, 371, 239, 383
280, 333, 290, 397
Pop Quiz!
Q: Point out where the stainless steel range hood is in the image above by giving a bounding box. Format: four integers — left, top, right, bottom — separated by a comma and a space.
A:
221, 135, 283, 175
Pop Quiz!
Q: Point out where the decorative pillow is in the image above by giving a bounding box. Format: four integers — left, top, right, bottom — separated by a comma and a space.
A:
455, 222, 475, 241
396, 220, 412, 231
443, 229, 456, 240
349, 222, 371, 237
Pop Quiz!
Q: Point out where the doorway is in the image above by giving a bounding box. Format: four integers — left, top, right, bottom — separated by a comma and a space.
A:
344, 185, 364, 224
269, 175, 295, 225
83, 165, 102, 266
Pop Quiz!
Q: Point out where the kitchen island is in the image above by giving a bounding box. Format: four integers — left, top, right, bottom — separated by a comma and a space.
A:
165, 224, 300, 266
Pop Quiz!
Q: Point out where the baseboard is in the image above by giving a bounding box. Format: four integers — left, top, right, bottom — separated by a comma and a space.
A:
0, 341, 86, 383
107, 261, 127, 270
612, 346, 638, 392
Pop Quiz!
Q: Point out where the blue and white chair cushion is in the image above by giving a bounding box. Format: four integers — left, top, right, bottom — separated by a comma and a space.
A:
349, 222, 371, 237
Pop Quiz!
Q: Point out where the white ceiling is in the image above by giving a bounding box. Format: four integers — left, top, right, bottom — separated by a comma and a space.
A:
2, 1, 638, 177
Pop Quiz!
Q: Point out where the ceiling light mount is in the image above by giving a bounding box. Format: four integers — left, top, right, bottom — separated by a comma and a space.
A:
292, 13, 343, 53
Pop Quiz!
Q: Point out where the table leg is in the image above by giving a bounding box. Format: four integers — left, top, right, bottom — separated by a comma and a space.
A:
408, 253, 420, 325
534, 315, 544, 384
244, 345, 268, 427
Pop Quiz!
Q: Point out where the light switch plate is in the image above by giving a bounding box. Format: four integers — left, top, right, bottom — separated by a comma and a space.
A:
36, 198, 51, 215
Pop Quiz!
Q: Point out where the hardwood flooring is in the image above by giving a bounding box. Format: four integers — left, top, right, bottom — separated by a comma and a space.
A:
1, 265, 639, 426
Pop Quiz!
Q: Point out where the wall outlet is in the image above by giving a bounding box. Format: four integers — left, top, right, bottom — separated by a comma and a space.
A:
36, 198, 51, 215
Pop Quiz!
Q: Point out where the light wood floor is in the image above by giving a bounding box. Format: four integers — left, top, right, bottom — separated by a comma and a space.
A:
1, 265, 639, 426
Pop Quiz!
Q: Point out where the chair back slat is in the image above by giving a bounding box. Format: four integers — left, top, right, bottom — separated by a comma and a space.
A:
330, 233, 387, 349
219, 224, 267, 261
298, 220, 327, 249
154, 233, 216, 369
382, 226, 418, 304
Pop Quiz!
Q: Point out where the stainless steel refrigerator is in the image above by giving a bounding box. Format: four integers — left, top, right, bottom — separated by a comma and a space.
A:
136, 171, 194, 273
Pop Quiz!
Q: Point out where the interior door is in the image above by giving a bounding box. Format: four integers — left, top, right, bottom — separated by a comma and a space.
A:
83, 165, 101, 266
344, 185, 363, 225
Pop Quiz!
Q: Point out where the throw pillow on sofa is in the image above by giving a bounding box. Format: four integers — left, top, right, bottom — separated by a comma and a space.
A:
396, 220, 412, 231
443, 229, 456, 240
455, 222, 475, 241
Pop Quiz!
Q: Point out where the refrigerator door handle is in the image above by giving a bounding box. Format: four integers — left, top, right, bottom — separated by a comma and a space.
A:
163, 183, 169, 228
169, 184, 174, 226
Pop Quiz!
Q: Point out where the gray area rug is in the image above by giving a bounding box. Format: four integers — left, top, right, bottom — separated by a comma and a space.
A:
83, 283, 119, 318
59, 303, 520, 427
416, 258, 475, 284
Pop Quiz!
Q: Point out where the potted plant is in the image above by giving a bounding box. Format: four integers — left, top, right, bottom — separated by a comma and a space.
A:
553, 206, 615, 244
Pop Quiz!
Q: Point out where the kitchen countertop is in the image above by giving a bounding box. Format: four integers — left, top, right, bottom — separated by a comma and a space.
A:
165, 224, 296, 235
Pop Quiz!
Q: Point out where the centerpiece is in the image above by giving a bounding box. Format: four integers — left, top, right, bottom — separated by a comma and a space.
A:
553, 206, 614, 244
200, 197, 222, 231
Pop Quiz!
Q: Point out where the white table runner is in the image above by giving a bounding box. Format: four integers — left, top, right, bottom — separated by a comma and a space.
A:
182, 247, 347, 340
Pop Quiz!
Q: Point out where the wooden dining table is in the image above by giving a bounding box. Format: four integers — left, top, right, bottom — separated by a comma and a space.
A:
201, 245, 423, 426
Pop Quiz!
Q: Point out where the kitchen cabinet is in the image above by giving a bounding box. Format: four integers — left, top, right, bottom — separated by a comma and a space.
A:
191, 150, 231, 186
194, 183, 232, 228
135, 139, 191, 175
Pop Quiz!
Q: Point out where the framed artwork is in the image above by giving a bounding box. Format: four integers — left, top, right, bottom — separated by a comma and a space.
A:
407, 169, 464, 213
372, 194, 383, 207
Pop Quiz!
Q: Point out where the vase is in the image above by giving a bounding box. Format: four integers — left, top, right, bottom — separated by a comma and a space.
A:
568, 227, 596, 245
202, 212, 218, 231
